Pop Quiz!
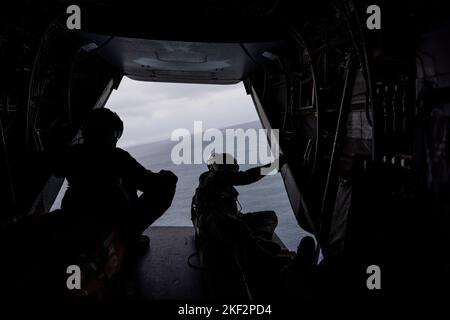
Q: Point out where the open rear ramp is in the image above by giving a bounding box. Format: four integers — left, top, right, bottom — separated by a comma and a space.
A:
131, 226, 287, 300
133, 226, 203, 300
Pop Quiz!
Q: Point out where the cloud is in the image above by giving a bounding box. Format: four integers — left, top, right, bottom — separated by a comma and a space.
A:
106, 77, 259, 148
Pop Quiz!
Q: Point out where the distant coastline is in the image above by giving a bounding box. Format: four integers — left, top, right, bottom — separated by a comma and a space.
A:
124, 120, 262, 151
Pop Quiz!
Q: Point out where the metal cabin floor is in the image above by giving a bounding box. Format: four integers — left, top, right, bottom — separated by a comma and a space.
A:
127, 226, 287, 300
131, 226, 203, 300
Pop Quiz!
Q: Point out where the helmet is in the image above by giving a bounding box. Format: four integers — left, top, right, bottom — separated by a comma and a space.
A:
82, 108, 123, 143
207, 153, 239, 172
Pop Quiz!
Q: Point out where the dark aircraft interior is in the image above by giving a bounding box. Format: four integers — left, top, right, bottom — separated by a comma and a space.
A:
0, 0, 449, 307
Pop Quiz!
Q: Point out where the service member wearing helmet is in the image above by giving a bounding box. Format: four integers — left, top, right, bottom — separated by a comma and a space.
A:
192, 152, 287, 269
53, 108, 178, 249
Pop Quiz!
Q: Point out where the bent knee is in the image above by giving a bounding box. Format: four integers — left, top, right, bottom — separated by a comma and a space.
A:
257, 210, 278, 226
266, 210, 278, 225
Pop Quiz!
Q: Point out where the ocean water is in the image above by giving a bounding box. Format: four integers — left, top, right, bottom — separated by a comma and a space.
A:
52, 122, 309, 250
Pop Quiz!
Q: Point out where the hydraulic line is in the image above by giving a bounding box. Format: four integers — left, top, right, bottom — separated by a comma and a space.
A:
288, 25, 320, 185
318, 52, 357, 242
26, 13, 66, 151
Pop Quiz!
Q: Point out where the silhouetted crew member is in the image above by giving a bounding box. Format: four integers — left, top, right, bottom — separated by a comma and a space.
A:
192, 153, 286, 265
53, 108, 178, 248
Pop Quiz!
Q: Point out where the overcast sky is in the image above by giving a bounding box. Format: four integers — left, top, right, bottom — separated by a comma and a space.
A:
106, 77, 260, 148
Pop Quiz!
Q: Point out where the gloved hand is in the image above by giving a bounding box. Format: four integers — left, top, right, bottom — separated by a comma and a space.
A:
268, 153, 287, 172
158, 170, 178, 185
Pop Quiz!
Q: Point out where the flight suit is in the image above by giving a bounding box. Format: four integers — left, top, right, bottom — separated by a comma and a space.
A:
193, 166, 279, 261
53, 144, 177, 243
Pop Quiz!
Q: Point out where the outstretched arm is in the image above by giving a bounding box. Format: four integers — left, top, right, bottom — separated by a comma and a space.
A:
215, 162, 276, 186
217, 154, 287, 186
119, 149, 178, 192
